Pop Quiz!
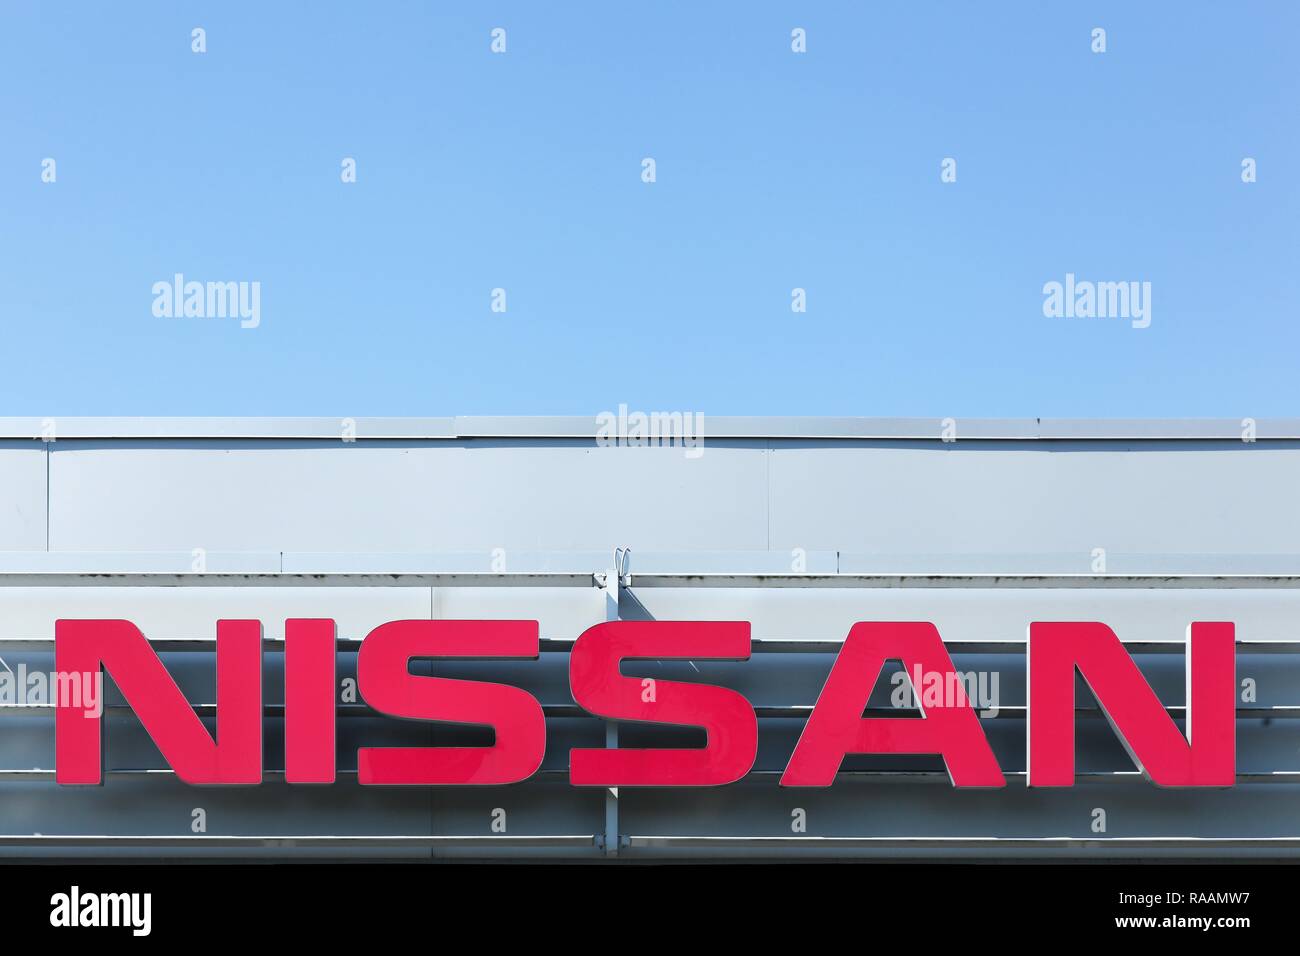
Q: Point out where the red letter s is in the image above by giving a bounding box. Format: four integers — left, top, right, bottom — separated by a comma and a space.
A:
356, 620, 545, 785
568, 621, 757, 786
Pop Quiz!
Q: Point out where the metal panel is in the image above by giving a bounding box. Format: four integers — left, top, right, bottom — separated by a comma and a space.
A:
768, 440, 1300, 557
0, 442, 46, 552
47, 440, 768, 553
0, 586, 431, 642
4, 416, 1300, 440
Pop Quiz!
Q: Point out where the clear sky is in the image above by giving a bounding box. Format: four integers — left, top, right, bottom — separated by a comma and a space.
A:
1, 1, 1295, 417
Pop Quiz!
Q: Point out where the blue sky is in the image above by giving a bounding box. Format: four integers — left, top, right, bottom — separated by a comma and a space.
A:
1, 1, 1295, 417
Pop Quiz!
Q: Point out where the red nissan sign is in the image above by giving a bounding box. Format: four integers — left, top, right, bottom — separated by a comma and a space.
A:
52, 619, 1236, 788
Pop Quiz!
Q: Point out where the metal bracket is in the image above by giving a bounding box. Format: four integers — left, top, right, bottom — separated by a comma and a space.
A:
599, 549, 631, 857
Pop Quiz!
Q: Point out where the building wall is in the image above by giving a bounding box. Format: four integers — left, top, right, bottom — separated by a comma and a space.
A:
0, 419, 1297, 859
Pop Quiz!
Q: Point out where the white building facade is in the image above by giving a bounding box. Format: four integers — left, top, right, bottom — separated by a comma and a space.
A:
0, 417, 1297, 860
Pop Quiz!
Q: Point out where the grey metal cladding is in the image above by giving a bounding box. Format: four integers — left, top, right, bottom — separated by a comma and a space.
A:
0, 419, 1297, 859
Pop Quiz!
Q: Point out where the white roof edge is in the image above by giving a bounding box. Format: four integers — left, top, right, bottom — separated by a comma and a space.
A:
0, 416, 1294, 441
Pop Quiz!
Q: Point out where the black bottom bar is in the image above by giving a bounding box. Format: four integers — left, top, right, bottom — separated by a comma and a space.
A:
0, 861, 1283, 941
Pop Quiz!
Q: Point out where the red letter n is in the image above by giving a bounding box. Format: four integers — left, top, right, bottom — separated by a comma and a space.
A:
56, 619, 263, 785
1027, 622, 1235, 787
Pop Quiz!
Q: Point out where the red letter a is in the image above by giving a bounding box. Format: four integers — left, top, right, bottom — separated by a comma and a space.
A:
781, 622, 1004, 787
